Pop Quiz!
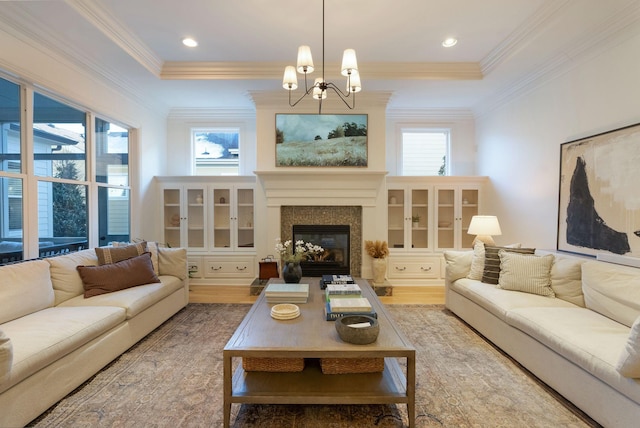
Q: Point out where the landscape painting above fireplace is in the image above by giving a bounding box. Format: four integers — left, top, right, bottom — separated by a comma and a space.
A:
275, 114, 367, 167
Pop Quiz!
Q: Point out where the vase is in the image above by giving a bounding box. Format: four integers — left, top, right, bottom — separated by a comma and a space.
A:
371, 258, 387, 284
282, 262, 302, 283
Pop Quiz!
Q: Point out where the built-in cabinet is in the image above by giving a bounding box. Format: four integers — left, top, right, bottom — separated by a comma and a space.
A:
386, 176, 486, 285
157, 176, 257, 286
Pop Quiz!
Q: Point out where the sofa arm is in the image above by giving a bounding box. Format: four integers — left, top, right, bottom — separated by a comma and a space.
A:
0, 329, 12, 384
443, 250, 473, 285
158, 247, 188, 280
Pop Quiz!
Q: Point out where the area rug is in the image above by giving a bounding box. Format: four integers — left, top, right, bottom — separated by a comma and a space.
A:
29, 304, 599, 427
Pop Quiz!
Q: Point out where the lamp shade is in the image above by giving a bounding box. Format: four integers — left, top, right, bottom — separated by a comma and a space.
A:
346, 70, 362, 93
468, 216, 502, 236
312, 78, 326, 100
296, 45, 314, 74
341, 48, 358, 76
282, 66, 298, 90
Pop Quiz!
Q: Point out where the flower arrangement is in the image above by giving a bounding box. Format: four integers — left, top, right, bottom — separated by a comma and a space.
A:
275, 238, 324, 263
364, 240, 389, 259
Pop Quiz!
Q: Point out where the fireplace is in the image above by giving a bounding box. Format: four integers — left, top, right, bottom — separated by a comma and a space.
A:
293, 224, 350, 276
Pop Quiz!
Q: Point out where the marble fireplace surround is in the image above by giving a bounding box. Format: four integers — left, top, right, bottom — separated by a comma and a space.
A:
256, 171, 388, 278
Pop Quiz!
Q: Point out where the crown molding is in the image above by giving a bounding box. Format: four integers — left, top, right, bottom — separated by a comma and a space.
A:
64, 0, 163, 77
167, 108, 256, 120
476, 1, 640, 118
161, 61, 482, 81
480, 0, 570, 76
386, 109, 475, 120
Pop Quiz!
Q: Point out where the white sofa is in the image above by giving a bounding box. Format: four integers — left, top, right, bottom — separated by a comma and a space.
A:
444, 247, 640, 428
0, 244, 188, 427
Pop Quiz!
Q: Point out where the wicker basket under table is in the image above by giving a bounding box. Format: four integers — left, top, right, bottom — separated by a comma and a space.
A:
320, 357, 385, 374
242, 357, 305, 372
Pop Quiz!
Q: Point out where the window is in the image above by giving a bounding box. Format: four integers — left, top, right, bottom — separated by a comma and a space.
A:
0, 73, 132, 263
400, 129, 449, 176
192, 128, 239, 175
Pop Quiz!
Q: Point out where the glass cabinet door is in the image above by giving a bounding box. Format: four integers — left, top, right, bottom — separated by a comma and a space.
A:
186, 187, 206, 250
163, 188, 182, 248
236, 188, 254, 249
410, 189, 429, 249
436, 188, 455, 249
387, 189, 405, 249
460, 188, 479, 249
212, 188, 231, 249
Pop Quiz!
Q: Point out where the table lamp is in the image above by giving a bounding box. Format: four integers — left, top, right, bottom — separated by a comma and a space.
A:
468, 215, 502, 246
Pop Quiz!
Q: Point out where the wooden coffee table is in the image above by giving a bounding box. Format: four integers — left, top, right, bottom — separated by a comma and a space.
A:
223, 278, 416, 427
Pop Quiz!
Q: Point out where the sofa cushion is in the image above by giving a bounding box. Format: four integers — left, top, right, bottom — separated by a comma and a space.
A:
582, 261, 640, 327
158, 247, 187, 280
549, 254, 586, 307
0, 306, 125, 394
58, 275, 183, 319
0, 260, 53, 324
0, 329, 12, 385
147, 241, 160, 274
95, 241, 147, 265
449, 278, 575, 322
481, 246, 535, 284
444, 250, 472, 283
497, 252, 555, 297
47, 249, 99, 305
617, 315, 640, 378
77, 252, 160, 298
506, 307, 640, 404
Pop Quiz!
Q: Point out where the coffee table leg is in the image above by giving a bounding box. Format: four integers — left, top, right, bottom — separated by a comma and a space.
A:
223, 352, 231, 428
407, 353, 416, 428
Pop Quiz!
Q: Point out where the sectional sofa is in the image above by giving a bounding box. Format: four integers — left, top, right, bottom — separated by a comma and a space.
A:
0, 243, 188, 427
444, 245, 640, 428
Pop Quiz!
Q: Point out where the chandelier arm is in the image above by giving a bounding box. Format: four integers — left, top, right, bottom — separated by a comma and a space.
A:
325, 85, 356, 110
288, 79, 319, 107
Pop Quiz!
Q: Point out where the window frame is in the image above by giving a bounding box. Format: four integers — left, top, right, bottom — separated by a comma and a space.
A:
397, 127, 451, 176
191, 126, 241, 176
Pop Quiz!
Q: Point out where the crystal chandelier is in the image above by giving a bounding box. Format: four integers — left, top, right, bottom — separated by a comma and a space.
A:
282, 0, 361, 114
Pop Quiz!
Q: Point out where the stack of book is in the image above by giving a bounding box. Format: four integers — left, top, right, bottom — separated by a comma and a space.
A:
320, 274, 355, 289
324, 283, 377, 320
264, 283, 309, 304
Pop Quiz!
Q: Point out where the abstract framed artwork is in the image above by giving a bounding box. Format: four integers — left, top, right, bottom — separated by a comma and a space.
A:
275, 114, 367, 167
557, 122, 640, 257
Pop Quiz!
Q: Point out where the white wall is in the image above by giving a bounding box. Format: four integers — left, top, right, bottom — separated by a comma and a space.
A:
476, 31, 640, 249
0, 27, 167, 246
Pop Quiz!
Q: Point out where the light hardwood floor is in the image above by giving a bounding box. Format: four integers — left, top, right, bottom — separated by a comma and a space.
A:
189, 284, 445, 305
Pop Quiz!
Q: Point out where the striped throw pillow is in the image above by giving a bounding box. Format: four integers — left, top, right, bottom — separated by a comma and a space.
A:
497, 251, 555, 297
481, 246, 535, 284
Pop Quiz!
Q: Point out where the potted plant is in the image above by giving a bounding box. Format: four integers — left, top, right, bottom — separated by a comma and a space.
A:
275, 238, 324, 283
411, 215, 420, 228
364, 240, 389, 284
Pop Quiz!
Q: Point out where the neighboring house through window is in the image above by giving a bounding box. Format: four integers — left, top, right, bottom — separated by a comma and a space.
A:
399, 128, 450, 176
192, 128, 239, 175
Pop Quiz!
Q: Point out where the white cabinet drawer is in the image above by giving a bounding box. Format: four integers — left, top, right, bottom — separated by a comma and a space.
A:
204, 256, 255, 278
388, 257, 441, 279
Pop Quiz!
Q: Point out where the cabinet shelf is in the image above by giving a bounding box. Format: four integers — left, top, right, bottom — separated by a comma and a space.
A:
164, 203, 180, 207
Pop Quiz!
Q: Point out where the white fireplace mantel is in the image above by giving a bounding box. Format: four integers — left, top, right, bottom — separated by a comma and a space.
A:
255, 170, 388, 207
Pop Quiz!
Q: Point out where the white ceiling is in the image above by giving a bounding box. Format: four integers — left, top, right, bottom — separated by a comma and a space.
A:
1, 0, 638, 114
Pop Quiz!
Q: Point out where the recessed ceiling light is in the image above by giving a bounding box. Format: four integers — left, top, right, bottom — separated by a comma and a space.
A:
442, 38, 458, 48
182, 38, 198, 48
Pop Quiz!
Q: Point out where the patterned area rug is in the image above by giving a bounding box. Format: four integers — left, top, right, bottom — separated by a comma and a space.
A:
29, 304, 599, 427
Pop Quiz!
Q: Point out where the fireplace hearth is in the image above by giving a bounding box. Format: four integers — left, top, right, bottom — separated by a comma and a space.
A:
293, 224, 350, 276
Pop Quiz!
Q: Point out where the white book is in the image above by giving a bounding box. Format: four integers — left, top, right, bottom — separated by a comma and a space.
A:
265, 283, 309, 297
329, 297, 372, 313
326, 283, 361, 294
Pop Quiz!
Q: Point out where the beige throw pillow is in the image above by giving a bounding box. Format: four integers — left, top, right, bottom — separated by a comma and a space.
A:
0, 329, 12, 384
95, 241, 147, 265
466, 241, 485, 280
444, 250, 473, 283
497, 251, 555, 297
158, 247, 187, 280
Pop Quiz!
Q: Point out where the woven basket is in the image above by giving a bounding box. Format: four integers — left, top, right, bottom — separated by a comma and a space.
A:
320, 357, 384, 374
242, 357, 305, 372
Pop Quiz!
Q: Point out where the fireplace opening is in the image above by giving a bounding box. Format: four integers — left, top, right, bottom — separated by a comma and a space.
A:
293, 224, 350, 276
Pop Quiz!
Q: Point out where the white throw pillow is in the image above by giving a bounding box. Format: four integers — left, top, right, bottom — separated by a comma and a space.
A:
616, 316, 640, 378
158, 247, 187, 280
497, 251, 555, 297
444, 250, 473, 283
466, 241, 485, 280
550, 254, 586, 307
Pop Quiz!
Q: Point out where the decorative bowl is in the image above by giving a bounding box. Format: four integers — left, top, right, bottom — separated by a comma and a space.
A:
335, 315, 379, 345
438, 221, 451, 228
